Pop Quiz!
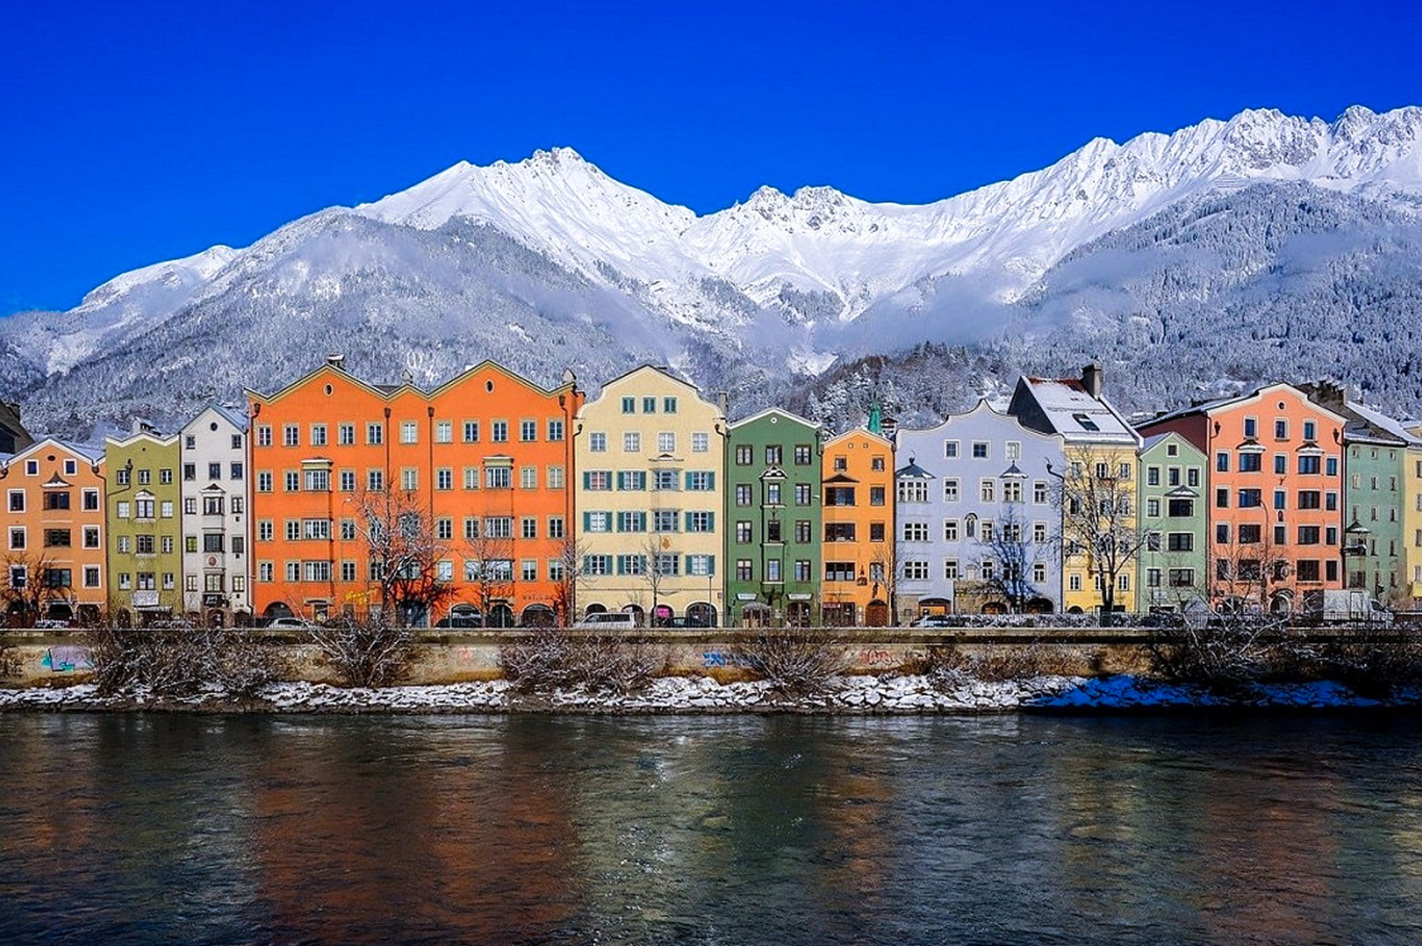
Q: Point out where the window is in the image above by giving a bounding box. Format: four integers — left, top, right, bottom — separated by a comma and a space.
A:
520, 420, 537, 442
437, 468, 453, 491
945, 441, 959, 459
659, 433, 676, 454
1298, 490, 1321, 510
825, 522, 856, 542
484, 517, 513, 539
463, 421, 480, 443
1238, 452, 1261, 472
584, 470, 611, 491
870, 487, 885, 506
547, 466, 565, 490
903, 522, 929, 542
616, 470, 646, 491
435, 420, 452, 444
1147, 466, 1160, 486
401, 468, 418, 491
692, 432, 709, 453
1168, 568, 1195, 588
400, 421, 418, 444
945, 560, 959, 580
521, 466, 537, 490
794, 483, 812, 505
686, 471, 714, 491
1033, 522, 1048, 544
824, 486, 855, 506
870, 522, 885, 542
653, 470, 678, 491
1297, 560, 1321, 582
1298, 455, 1321, 475
1238, 489, 1262, 508
303, 469, 329, 492
1238, 524, 1261, 544
898, 480, 929, 503
825, 562, 855, 582
548, 419, 564, 442
794, 444, 812, 465
367, 470, 384, 491
621, 396, 636, 414
589, 432, 606, 452
979, 479, 995, 503
663, 397, 677, 414
1216, 452, 1229, 473
1298, 526, 1320, 545
617, 511, 646, 533
1072, 413, 1100, 432
1273, 489, 1287, 510
766, 483, 782, 505
1167, 533, 1193, 552
486, 466, 512, 489
623, 432, 641, 453
972, 441, 989, 459
366, 422, 384, 445
833, 456, 847, 472
1167, 498, 1193, 517
1002, 480, 1022, 503
653, 510, 679, 532
794, 520, 812, 543
736, 445, 753, 465
43, 491, 70, 511
338, 423, 355, 446
1274, 419, 1288, 440
491, 421, 508, 443
903, 560, 930, 581
943, 520, 959, 541
1147, 498, 1161, 518
283, 424, 300, 447
310, 424, 328, 447
204, 532, 228, 552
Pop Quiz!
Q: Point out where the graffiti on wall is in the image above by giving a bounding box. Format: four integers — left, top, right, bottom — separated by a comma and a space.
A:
41, 647, 93, 673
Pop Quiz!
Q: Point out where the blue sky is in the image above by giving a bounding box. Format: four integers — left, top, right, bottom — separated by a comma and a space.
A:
3, 0, 1419, 315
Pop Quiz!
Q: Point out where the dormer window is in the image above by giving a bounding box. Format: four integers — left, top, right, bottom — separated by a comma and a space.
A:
1072, 413, 1100, 432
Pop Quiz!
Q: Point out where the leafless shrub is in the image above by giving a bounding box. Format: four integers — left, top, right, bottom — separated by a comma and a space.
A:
1307, 626, 1422, 699
1146, 614, 1308, 691
918, 642, 1075, 690
0, 634, 20, 679
731, 629, 848, 696
500, 626, 665, 695
309, 618, 414, 688
87, 624, 283, 698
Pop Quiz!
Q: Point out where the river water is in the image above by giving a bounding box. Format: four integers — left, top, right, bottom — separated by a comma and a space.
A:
2, 712, 1421, 945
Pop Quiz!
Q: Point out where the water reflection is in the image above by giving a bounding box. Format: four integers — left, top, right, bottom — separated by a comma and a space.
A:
1, 713, 1421, 945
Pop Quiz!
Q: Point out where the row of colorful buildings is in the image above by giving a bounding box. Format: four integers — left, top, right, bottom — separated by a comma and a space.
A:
4, 357, 1421, 627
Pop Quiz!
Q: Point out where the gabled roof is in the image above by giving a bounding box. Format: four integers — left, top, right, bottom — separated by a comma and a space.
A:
1011, 378, 1140, 445
1339, 400, 1422, 447
822, 427, 893, 450
2, 437, 104, 466
729, 406, 821, 432
1145, 381, 1350, 429
895, 397, 1063, 444
895, 459, 935, 479
427, 359, 577, 400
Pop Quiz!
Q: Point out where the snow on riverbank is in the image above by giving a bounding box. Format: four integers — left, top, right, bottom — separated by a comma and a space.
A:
2, 674, 1419, 713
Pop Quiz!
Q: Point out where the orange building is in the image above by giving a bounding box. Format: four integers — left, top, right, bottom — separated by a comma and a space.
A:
247, 357, 581, 626
820, 428, 895, 626
1139, 382, 1347, 613
1, 438, 107, 624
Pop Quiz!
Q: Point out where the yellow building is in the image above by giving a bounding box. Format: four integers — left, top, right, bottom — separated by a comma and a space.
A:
820, 428, 895, 626
572, 366, 726, 626
1007, 364, 1143, 616
1404, 424, 1422, 608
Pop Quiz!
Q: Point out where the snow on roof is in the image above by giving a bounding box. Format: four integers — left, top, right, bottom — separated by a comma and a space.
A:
208, 403, 249, 432
1020, 378, 1138, 444
1344, 400, 1422, 446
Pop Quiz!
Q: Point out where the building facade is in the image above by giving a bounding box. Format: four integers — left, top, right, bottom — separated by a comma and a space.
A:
1135, 433, 1209, 613
1, 439, 106, 624
573, 365, 725, 626
1140, 382, 1347, 613
819, 428, 895, 626
180, 405, 253, 625
105, 424, 184, 624
1008, 364, 1142, 615
895, 400, 1064, 618
248, 357, 582, 626
725, 409, 822, 627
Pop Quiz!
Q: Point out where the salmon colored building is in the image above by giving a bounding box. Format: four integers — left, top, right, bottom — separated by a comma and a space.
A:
247, 357, 581, 627
1139, 382, 1347, 613
1, 438, 107, 624
819, 428, 895, 626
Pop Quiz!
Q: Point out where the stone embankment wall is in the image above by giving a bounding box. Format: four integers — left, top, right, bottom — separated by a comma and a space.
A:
0, 627, 1158, 688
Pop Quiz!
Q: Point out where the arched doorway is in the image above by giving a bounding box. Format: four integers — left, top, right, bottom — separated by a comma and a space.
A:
740, 603, 772, 628
45, 603, 74, 622
520, 604, 555, 628
918, 596, 952, 615
865, 600, 890, 627
980, 601, 1007, 615
1024, 597, 1054, 614
686, 602, 717, 627
264, 602, 295, 621
487, 604, 515, 628
1270, 590, 1294, 614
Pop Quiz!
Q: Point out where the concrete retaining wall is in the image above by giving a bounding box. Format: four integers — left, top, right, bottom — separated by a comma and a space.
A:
0, 627, 1158, 688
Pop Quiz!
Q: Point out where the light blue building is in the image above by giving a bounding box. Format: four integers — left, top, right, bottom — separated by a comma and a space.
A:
895, 399, 1065, 618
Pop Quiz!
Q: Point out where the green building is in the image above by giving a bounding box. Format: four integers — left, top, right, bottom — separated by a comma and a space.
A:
105, 422, 185, 625
1136, 432, 1209, 613
726, 409, 822, 626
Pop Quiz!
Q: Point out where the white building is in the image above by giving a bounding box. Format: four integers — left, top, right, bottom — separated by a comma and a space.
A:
179, 404, 253, 624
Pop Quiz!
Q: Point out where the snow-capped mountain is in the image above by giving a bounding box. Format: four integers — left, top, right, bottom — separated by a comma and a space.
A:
4, 105, 1422, 438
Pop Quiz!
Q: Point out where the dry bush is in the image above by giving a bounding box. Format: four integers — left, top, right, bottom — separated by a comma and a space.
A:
919, 642, 1075, 691
499, 626, 666, 695
309, 619, 414, 688
1145, 615, 1326, 691
0, 634, 19, 679
1306, 626, 1422, 698
87, 624, 283, 698
730, 629, 848, 696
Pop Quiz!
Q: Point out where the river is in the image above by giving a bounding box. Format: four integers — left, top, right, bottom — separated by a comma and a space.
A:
1, 712, 1420, 945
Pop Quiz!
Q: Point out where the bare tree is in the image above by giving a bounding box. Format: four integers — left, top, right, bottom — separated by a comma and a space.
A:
349, 486, 454, 627
1, 550, 62, 626
462, 523, 516, 626
1052, 446, 1147, 625
979, 505, 1040, 613
1212, 518, 1295, 616
640, 534, 673, 627
549, 534, 586, 626
870, 539, 897, 626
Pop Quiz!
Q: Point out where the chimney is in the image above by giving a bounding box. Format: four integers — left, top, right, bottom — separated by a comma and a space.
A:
880, 417, 899, 441
326, 353, 346, 371
1301, 380, 1346, 412
1082, 362, 1104, 399
719, 391, 729, 419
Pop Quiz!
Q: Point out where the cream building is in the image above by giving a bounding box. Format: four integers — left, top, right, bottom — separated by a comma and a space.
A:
573, 366, 726, 626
